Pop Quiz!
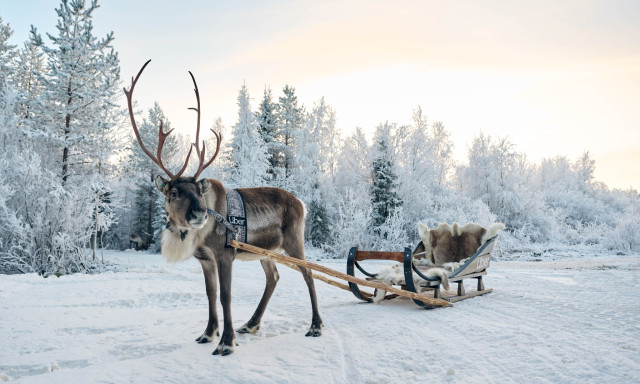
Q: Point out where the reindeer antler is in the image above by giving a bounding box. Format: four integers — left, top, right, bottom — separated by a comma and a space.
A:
123, 60, 193, 180
187, 70, 222, 180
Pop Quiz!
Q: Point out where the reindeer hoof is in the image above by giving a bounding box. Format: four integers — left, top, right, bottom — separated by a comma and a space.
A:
237, 323, 260, 334
196, 335, 212, 343
195, 330, 219, 343
212, 343, 235, 356
305, 325, 323, 337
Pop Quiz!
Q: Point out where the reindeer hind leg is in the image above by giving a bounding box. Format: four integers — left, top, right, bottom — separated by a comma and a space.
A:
283, 236, 323, 337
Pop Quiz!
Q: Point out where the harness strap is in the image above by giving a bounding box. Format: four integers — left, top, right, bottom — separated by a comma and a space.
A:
207, 208, 239, 260
207, 208, 239, 236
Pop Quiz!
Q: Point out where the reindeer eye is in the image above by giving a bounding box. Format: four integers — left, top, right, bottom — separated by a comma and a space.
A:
170, 190, 178, 199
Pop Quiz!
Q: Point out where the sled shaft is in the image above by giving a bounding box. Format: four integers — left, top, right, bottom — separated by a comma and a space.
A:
230, 240, 451, 307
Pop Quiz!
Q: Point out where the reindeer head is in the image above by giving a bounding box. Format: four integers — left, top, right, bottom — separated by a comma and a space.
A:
155, 176, 211, 230
124, 60, 221, 231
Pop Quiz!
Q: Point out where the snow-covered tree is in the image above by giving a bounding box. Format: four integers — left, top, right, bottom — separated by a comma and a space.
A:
370, 123, 403, 230
200, 117, 228, 181
538, 152, 614, 233
228, 84, 269, 187
457, 133, 555, 243
306, 199, 332, 247
0, 17, 18, 149
325, 188, 374, 257
256, 86, 281, 181
607, 189, 640, 251
334, 127, 371, 196
31, 0, 121, 184
574, 151, 596, 192
296, 98, 342, 247
12, 40, 45, 126
458, 133, 520, 220
393, 107, 455, 235
307, 97, 340, 178
0, 0, 125, 272
292, 116, 332, 247
277, 84, 304, 186
30, 0, 123, 260
0, 16, 17, 84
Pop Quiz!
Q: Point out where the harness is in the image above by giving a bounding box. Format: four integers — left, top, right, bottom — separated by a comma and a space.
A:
206, 188, 247, 259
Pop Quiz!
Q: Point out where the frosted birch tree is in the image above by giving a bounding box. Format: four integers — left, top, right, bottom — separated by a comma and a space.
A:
334, 127, 371, 196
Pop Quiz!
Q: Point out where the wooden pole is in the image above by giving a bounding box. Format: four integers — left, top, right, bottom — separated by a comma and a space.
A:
275, 257, 373, 299
230, 240, 451, 308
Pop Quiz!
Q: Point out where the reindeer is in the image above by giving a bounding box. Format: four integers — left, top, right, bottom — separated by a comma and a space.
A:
123, 60, 323, 356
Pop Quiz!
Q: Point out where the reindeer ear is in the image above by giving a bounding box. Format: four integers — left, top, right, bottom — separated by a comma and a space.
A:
155, 175, 170, 194
198, 178, 211, 194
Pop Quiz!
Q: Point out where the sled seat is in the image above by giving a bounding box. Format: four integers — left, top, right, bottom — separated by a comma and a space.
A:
346, 236, 497, 308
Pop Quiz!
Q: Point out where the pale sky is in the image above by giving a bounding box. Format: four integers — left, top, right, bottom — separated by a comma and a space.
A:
2, 0, 639, 190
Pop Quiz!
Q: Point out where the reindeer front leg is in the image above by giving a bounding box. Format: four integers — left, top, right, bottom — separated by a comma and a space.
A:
213, 251, 237, 356
196, 254, 219, 343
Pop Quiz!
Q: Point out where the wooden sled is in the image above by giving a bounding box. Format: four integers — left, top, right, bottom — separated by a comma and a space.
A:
346, 236, 497, 308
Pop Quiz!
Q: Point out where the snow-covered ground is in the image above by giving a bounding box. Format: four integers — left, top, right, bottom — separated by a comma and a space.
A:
1, 248, 639, 383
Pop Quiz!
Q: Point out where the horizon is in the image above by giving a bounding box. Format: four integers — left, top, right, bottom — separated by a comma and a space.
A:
1, 0, 638, 190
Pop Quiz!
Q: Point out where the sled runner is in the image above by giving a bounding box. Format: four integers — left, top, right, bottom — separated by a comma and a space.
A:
346, 236, 497, 308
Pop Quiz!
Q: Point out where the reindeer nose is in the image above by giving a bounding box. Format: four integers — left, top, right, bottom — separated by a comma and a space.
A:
188, 208, 207, 222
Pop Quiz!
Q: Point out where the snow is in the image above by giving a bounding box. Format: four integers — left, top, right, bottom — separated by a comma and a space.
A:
1, 250, 640, 383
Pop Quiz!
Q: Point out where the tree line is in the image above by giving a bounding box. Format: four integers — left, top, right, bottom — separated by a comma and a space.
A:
1, 1, 638, 275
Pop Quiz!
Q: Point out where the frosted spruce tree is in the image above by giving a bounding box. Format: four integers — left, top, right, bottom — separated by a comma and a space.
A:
277, 85, 304, 188
256, 86, 282, 182
370, 124, 403, 231
0, 16, 17, 149
307, 200, 331, 247
12, 39, 45, 127
0, 16, 17, 85
228, 84, 269, 187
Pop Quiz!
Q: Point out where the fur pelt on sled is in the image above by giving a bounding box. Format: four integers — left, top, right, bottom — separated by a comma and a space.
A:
417, 222, 505, 266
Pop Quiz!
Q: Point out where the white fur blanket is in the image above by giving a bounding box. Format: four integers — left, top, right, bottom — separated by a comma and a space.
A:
372, 257, 469, 304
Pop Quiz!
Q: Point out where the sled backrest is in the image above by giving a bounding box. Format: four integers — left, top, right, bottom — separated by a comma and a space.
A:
449, 236, 497, 278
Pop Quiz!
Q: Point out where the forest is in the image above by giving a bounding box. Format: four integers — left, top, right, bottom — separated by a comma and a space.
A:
1, 1, 638, 275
